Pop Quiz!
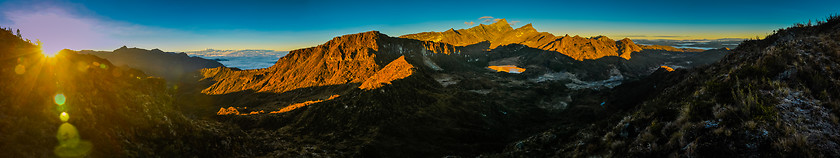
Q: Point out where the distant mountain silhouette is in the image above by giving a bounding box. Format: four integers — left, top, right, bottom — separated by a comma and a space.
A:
81, 46, 224, 82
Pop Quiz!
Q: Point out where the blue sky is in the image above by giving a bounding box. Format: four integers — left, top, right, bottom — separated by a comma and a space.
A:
1, 0, 838, 53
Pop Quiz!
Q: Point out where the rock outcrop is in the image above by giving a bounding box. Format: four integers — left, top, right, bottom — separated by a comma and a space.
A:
359, 56, 415, 90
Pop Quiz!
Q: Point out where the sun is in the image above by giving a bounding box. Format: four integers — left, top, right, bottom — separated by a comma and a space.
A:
42, 50, 58, 57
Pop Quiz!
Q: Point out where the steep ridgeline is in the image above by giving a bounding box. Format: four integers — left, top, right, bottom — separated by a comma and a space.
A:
200, 31, 463, 95
81, 47, 224, 82
498, 16, 840, 157
359, 56, 415, 90
401, 19, 644, 60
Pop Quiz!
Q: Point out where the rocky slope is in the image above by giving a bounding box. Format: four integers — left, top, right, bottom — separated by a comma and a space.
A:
81, 47, 224, 82
358, 56, 415, 90
199, 31, 466, 95
496, 15, 840, 157
402, 19, 648, 60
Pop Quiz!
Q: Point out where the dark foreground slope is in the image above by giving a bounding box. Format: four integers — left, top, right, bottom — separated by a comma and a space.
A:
496, 15, 840, 157
81, 47, 224, 82
0, 30, 255, 157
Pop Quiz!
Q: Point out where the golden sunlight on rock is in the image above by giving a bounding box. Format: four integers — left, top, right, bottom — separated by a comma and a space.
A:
359, 56, 414, 90
660, 65, 675, 72
488, 65, 526, 73
270, 95, 340, 114
14, 64, 25, 75
217, 107, 240, 115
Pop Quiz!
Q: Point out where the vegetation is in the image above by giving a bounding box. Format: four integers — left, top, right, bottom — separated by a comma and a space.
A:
496, 14, 840, 157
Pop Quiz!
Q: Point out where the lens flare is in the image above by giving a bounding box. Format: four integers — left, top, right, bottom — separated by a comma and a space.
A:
54, 123, 92, 157
43, 51, 58, 57
14, 64, 25, 74
60, 112, 69, 122
54, 94, 66, 105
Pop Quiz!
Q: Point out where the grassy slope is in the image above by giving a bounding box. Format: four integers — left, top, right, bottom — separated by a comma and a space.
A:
498, 15, 840, 157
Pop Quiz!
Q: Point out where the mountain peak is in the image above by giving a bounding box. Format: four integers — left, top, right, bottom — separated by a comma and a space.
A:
325, 31, 388, 47
359, 56, 415, 90
519, 23, 534, 29
491, 18, 509, 26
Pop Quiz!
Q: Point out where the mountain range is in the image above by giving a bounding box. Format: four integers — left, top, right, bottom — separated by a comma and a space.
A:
401, 19, 644, 60
183, 49, 288, 57
3, 14, 840, 157
80, 46, 224, 82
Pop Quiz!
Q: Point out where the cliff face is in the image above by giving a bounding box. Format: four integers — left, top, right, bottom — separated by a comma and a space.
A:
358, 56, 415, 90
201, 31, 458, 95
401, 20, 646, 60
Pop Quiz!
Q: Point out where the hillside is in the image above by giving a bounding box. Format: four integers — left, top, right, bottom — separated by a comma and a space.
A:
81, 47, 224, 82
0, 29, 256, 157
496, 15, 840, 157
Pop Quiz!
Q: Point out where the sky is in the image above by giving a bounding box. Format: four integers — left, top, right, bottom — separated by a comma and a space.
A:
1, 0, 838, 53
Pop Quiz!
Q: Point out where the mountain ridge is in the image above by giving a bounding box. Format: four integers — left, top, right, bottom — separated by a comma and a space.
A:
80, 46, 224, 82
200, 31, 463, 95
402, 19, 659, 60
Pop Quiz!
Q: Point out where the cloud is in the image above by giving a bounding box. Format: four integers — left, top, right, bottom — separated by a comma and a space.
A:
510, 21, 520, 26
464, 21, 475, 26
479, 16, 495, 23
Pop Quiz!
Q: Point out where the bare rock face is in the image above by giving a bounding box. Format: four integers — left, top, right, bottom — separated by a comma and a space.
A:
200, 31, 458, 95
401, 19, 514, 46
401, 19, 651, 60
617, 38, 643, 59
359, 56, 414, 90
200, 31, 387, 94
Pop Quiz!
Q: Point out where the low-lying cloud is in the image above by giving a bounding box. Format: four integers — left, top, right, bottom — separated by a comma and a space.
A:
479, 16, 495, 23
620, 35, 690, 38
